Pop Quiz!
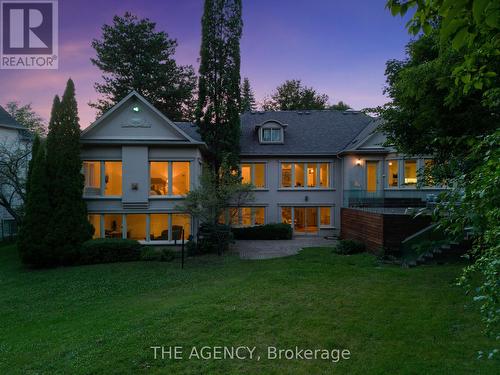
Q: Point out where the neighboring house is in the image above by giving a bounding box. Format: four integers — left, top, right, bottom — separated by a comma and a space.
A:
80, 92, 444, 243
0, 105, 29, 239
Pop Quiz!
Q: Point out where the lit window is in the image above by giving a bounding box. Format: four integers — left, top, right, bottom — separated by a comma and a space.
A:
240, 163, 266, 188
281, 207, 292, 225
172, 162, 190, 195
150, 214, 169, 240
83, 161, 101, 195
172, 214, 190, 240
320, 207, 331, 226
388, 160, 398, 187
104, 214, 122, 238
404, 160, 417, 186
307, 163, 317, 187
241, 207, 252, 227
104, 161, 122, 196
230, 207, 239, 226
254, 163, 265, 188
295, 163, 305, 187
319, 163, 329, 187
150, 162, 168, 196
126, 214, 147, 241
281, 163, 292, 187
88, 214, 101, 238
241, 164, 251, 184
254, 207, 265, 226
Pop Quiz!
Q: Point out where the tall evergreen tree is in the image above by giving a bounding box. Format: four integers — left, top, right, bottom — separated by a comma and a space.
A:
91, 13, 197, 121
240, 77, 256, 112
46, 79, 92, 264
196, 0, 243, 173
25, 134, 40, 197
18, 136, 52, 266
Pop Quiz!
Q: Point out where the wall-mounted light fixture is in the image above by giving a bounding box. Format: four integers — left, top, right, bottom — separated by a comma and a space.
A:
388, 161, 393, 166
356, 159, 362, 166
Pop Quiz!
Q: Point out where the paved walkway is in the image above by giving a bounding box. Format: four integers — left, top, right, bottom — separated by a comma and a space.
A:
234, 237, 338, 260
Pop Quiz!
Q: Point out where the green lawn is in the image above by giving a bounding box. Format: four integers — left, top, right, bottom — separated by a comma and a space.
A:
0, 243, 497, 374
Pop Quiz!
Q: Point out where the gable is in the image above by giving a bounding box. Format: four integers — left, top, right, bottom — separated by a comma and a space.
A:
357, 131, 387, 149
81, 93, 196, 143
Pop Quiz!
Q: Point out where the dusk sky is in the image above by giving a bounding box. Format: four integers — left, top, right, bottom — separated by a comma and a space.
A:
0, 0, 413, 128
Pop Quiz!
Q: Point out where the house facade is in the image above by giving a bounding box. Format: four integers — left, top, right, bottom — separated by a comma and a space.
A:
81, 92, 444, 243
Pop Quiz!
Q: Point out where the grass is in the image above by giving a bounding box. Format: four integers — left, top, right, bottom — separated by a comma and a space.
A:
0, 243, 497, 374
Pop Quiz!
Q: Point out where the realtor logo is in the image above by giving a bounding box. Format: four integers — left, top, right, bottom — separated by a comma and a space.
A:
1, 0, 58, 69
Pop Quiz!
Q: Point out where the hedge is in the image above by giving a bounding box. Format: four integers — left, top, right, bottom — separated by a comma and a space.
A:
232, 223, 292, 240
77, 238, 142, 265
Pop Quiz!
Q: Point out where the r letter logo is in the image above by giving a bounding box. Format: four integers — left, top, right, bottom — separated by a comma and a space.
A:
1, 0, 58, 69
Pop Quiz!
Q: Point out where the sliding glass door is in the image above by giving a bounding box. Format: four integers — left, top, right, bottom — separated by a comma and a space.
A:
292, 207, 319, 234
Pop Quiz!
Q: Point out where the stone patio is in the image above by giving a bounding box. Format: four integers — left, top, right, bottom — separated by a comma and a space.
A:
234, 237, 338, 260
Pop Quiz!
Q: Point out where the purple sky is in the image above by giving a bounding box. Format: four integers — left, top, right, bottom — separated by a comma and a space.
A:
0, 0, 412, 128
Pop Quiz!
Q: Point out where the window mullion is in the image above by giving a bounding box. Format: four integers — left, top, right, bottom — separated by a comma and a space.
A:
291, 163, 295, 188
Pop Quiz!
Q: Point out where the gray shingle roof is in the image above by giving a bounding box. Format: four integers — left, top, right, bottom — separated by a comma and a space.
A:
0, 105, 25, 130
174, 121, 202, 142
240, 110, 374, 155
341, 117, 383, 152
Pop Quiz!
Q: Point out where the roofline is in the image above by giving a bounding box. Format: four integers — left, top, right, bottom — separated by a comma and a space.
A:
0, 123, 26, 130
80, 139, 206, 146
81, 91, 199, 143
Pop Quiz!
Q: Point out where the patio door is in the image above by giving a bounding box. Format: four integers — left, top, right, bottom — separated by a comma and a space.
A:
294, 207, 318, 235
366, 161, 380, 193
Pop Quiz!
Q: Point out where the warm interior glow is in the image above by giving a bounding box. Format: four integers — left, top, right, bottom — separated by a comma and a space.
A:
104, 214, 122, 238
150, 162, 168, 195
281, 163, 292, 187
150, 214, 169, 240
241, 164, 251, 184
83, 161, 101, 193
241, 207, 252, 226
319, 163, 329, 187
404, 160, 417, 185
88, 214, 101, 238
356, 159, 362, 166
281, 207, 292, 225
254, 163, 265, 188
172, 162, 190, 195
294, 163, 305, 187
104, 161, 122, 196
366, 161, 378, 192
307, 163, 316, 187
388, 160, 398, 187
172, 214, 190, 239
320, 207, 331, 226
126, 214, 147, 241
254, 207, 265, 225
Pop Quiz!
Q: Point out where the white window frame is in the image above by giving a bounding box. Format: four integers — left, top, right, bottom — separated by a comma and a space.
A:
260, 127, 283, 144
279, 162, 332, 189
240, 162, 267, 189
280, 205, 335, 230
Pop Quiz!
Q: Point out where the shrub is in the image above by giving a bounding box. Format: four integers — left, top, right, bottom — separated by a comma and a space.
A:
334, 240, 366, 255
198, 223, 233, 254
140, 246, 175, 262
77, 238, 141, 265
232, 223, 292, 240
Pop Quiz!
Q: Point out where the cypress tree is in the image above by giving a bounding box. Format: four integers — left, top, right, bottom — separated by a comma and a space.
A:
195, 0, 243, 173
25, 134, 40, 196
46, 79, 92, 264
240, 77, 256, 113
18, 136, 52, 266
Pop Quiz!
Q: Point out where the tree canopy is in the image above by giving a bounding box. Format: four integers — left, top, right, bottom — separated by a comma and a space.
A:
195, 0, 243, 172
262, 80, 329, 111
240, 77, 256, 112
5, 101, 46, 136
91, 12, 197, 121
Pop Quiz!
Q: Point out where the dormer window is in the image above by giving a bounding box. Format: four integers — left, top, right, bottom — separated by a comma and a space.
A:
262, 128, 282, 142
257, 120, 286, 144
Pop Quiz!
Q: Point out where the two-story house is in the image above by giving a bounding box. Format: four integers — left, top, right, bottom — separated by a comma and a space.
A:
81, 92, 444, 243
